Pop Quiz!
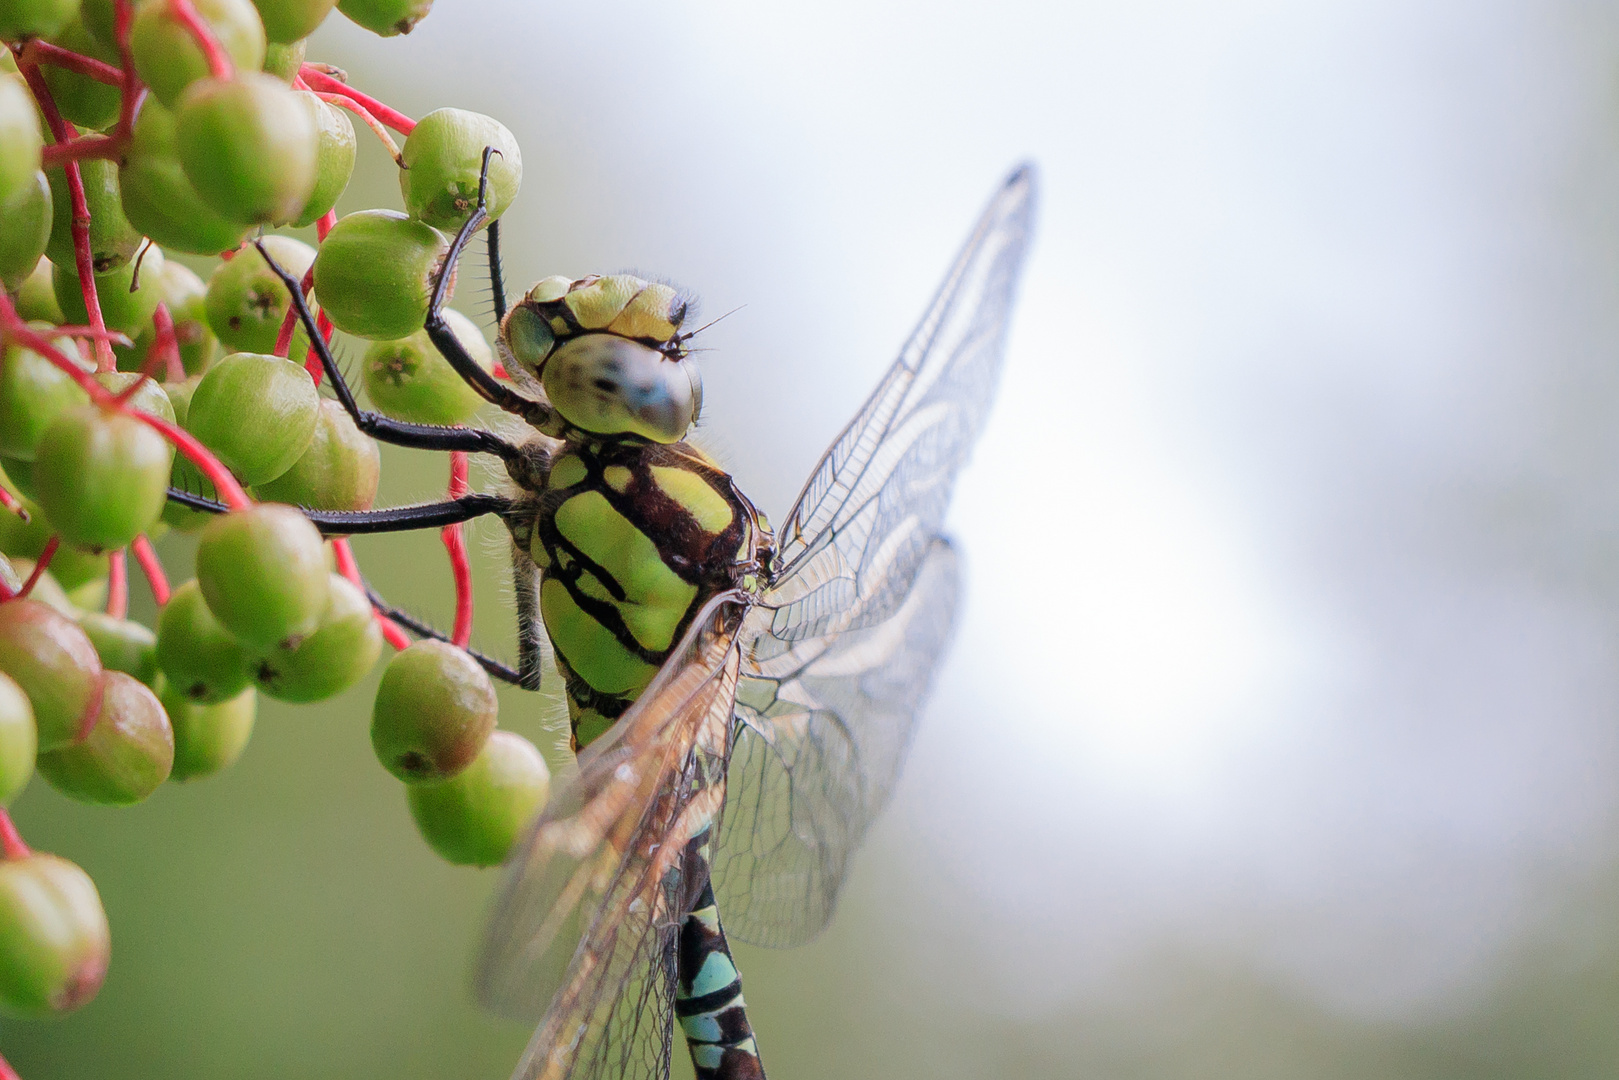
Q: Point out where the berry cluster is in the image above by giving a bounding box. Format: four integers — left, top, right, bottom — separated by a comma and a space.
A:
0, 0, 548, 1040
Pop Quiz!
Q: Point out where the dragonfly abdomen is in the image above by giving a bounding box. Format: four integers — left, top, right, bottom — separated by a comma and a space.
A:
677, 844, 766, 1080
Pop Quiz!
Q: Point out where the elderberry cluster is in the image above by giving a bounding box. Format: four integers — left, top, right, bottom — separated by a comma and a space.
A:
0, 0, 547, 1029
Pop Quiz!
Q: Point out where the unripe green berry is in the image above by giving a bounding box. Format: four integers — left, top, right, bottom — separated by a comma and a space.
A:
78, 0, 114, 44
185, 352, 319, 484
0, 853, 108, 1018
261, 37, 305, 80
0, 171, 51, 291
407, 730, 549, 866
195, 504, 329, 650
371, 640, 496, 782
0, 324, 89, 461
120, 99, 251, 256
253, 399, 379, 511
362, 307, 491, 425
116, 261, 219, 376
0, 75, 43, 205
252, 0, 333, 43
36, 670, 173, 804
33, 404, 173, 552
250, 573, 380, 702
52, 242, 167, 336
77, 612, 160, 689
0, 490, 103, 592
203, 234, 314, 354
47, 157, 141, 273
0, 598, 103, 750
155, 579, 252, 703
313, 209, 449, 339
132, 0, 267, 109
290, 92, 355, 228
336, 0, 430, 36
176, 73, 318, 225
0, 672, 37, 805
0, 0, 78, 40
162, 682, 254, 780
94, 371, 178, 426
39, 19, 119, 130
399, 108, 521, 231
13, 258, 62, 323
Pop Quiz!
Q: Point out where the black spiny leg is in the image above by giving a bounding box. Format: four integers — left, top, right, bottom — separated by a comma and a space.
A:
164, 487, 514, 536
510, 541, 543, 691
423, 148, 556, 431
361, 584, 524, 686
252, 241, 527, 461
487, 216, 508, 323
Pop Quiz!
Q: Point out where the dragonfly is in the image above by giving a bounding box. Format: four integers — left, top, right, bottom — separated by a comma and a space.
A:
178, 158, 1035, 1080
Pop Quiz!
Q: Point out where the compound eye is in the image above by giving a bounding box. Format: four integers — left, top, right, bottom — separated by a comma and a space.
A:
541, 336, 697, 442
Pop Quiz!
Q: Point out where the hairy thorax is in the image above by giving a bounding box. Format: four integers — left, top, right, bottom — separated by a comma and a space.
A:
511, 438, 765, 748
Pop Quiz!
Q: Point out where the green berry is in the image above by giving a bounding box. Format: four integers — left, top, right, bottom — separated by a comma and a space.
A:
195, 503, 329, 650
52, 243, 168, 337
252, 0, 333, 43
0, 490, 104, 591
176, 72, 318, 225
36, 670, 173, 804
119, 99, 251, 256
0, 597, 103, 750
0, 323, 88, 461
0, 853, 108, 1018
0, 0, 78, 40
77, 612, 160, 689
0, 74, 43, 205
313, 209, 449, 339
13, 258, 62, 323
0, 171, 51, 291
162, 682, 254, 780
95, 370, 178, 426
336, 0, 429, 35
261, 37, 306, 80
203, 234, 314, 354
290, 91, 355, 228
33, 404, 173, 552
158, 377, 217, 532
47, 157, 142, 274
38, 19, 119, 130
116, 261, 219, 376
0, 672, 37, 804
361, 307, 491, 425
371, 640, 496, 782
250, 572, 380, 702
407, 730, 548, 866
253, 399, 379, 511
185, 352, 319, 484
132, 0, 267, 109
77, 0, 114, 44
155, 579, 252, 703
399, 108, 521, 231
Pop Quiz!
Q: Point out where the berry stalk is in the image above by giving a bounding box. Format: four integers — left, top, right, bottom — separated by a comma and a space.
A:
333, 538, 410, 650
105, 550, 128, 619
0, 487, 26, 522
17, 538, 58, 600
130, 535, 170, 606
444, 452, 472, 648
0, 810, 29, 861
17, 41, 123, 86
168, 0, 233, 80
298, 66, 415, 134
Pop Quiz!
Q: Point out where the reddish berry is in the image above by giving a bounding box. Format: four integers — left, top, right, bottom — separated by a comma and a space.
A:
0, 852, 108, 1018
0, 598, 103, 751
36, 670, 173, 805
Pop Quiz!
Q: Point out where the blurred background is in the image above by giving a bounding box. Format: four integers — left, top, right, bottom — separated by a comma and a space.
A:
12, 0, 1619, 1075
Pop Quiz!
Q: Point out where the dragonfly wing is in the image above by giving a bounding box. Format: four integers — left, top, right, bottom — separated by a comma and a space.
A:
714, 539, 959, 947
767, 163, 1035, 643
476, 594, 748, 1080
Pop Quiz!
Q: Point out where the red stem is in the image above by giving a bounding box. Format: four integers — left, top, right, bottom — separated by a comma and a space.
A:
19, 538, 59, 599
131, 535, 170, 606
0, 295, 252, 510
332, 538, 410, 650
0, 575, 12, 603
0, 487, 27, 522
0, 810, 30, 861
169, 0, 233, 80
272, 263, 317, 358
443, 452, 473, 648
312, 91, 403, 164
148, 302, 185, 382
0, 1048, 22, 1080
19, 40, 123, 85
105, 549, 128, 618
298, 66, 416, 134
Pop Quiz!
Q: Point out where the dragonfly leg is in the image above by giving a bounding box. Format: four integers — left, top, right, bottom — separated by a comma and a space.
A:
509, 539, 545, 691
250, 239, 528, 461
359, 581, 523, 686
676, 833, 767, 1080
164, 487, 514, 536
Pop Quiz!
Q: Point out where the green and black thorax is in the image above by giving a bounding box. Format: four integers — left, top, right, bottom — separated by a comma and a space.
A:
496, 274, 773, 750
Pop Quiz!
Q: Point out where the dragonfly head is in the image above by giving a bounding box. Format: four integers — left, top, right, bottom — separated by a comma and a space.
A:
499, 274, 702, 443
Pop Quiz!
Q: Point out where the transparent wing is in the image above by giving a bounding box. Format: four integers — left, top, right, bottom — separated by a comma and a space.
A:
476, 595, 747, 1080
714, 539, 959, 947
766, 163, 1035, 644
